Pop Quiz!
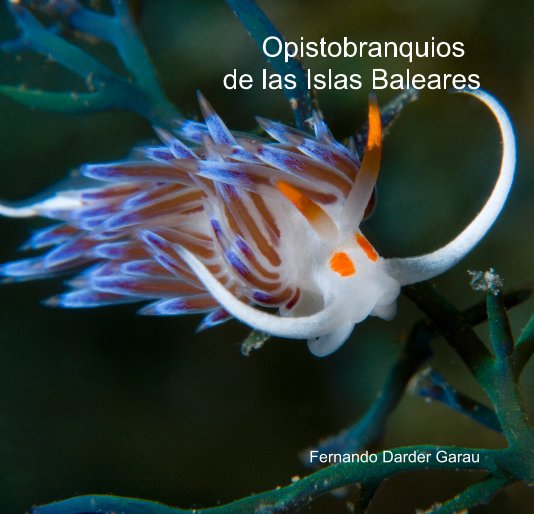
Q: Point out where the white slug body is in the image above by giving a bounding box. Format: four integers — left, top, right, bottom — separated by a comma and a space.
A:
0, 89, 516, 356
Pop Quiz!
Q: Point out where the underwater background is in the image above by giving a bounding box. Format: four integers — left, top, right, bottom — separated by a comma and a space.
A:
0, 0, 532, 512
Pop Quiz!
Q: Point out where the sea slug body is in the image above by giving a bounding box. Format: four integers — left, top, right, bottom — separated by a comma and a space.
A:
0, 89, 516, 356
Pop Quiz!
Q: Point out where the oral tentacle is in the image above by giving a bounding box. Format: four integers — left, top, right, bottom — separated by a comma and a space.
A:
385, 88, 516, 285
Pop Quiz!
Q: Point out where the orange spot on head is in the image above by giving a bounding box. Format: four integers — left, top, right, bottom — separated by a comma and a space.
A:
356, 233, 378, 262
329, 252, 356, 277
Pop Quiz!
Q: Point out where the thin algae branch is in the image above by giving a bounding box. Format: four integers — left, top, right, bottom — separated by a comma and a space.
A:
25, 281, 532, 514
1, 0, 178, 126
305, 287, 529, 458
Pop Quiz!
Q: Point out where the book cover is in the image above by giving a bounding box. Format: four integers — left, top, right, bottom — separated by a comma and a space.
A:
0, 1, 531, 513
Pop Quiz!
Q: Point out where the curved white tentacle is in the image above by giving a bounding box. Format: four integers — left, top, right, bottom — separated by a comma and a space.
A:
175, 244, 343, 339
386, 88, 516, 286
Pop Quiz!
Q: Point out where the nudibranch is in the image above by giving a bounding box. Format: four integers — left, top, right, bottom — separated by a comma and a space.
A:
0, 89, 516, 356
